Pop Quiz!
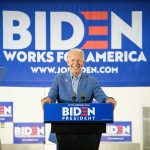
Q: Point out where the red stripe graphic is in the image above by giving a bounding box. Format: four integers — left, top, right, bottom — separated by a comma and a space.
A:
81, 11, 108, 20
81, 107, 87, 109
80, 114, 88, 116
88, 26, 108, 35
80, 11, 108, 50
82, 110, 87, 112
82, 41, 108, 49
117, 126, 123, 134
0, 106, 4, 114
31, 126, 37, 135
80, 107, 87, 116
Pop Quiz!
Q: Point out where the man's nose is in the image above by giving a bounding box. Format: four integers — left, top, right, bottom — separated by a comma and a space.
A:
73, 60, 79, 64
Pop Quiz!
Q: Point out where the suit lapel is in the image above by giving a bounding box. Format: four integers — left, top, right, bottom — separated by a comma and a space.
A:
77, 73, 88, 101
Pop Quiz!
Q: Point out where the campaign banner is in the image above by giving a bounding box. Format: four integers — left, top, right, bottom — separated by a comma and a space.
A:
14, 123, 45, 143
0, 102, 13, 122
0, 0, 150, 87
0, 67, 7, 83
101, 121, 132, 142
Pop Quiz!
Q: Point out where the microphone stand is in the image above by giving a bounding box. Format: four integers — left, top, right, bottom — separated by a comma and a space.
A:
81, 93, 86, 103
72, 92, 76, 103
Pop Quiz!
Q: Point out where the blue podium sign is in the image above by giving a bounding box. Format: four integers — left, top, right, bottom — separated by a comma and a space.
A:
44, 103, 113, 123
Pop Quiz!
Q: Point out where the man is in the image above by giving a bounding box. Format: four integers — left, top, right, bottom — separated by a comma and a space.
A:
41, 48, 116, 150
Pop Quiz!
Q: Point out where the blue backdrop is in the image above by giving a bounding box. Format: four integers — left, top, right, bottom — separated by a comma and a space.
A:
0, 0, 150, 87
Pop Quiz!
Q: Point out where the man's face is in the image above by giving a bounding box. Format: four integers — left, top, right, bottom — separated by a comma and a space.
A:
67, 51, 84, 76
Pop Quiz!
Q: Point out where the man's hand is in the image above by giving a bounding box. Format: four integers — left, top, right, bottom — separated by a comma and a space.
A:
41, 97, 51, 110
106, 97, 117, 109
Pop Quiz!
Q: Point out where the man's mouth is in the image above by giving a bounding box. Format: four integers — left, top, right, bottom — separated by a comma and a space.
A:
72, 66, 79, 69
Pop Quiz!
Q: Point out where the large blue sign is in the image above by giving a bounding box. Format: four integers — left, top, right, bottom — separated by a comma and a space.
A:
0, 0, 150, 87
44, 103, 113, 122
101, 122, 132, 142
0, 102, 13, 122
14, 123, 45, 144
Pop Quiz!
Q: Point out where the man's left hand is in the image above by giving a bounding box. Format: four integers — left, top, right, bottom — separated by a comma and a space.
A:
106, 97, 117, 109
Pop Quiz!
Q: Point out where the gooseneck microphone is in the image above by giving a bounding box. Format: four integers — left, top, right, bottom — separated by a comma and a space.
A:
72, 92, 76, 103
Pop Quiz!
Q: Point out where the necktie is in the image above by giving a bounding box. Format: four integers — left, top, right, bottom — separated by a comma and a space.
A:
72, 76, 78, 94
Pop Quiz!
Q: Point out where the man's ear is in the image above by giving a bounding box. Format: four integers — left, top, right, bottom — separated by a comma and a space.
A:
82, 60, 85, 66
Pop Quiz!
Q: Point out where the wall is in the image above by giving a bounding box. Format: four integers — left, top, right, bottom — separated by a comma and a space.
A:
0, 86, 150, 150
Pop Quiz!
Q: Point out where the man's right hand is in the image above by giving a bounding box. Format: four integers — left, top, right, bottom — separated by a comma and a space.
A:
41, 97, 51, 110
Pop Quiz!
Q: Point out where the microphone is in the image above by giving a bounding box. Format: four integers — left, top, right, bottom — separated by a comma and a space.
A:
81, 93, 86, 103
72, 92, 76, 103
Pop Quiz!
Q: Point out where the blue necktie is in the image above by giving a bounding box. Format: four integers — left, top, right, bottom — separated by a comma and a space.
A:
72, 76, 78, 94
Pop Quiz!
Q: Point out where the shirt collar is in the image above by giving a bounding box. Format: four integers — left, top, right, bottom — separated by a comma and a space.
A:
70, 71, 82, 79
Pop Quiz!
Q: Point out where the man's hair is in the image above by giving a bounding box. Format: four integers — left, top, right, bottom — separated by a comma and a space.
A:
67, 48, 85, 61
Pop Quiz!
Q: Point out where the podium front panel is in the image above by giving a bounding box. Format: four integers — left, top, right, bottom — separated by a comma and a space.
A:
44, 103, 113, 123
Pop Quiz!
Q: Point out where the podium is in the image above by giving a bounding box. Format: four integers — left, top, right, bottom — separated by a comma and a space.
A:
44, 103, 113, 134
